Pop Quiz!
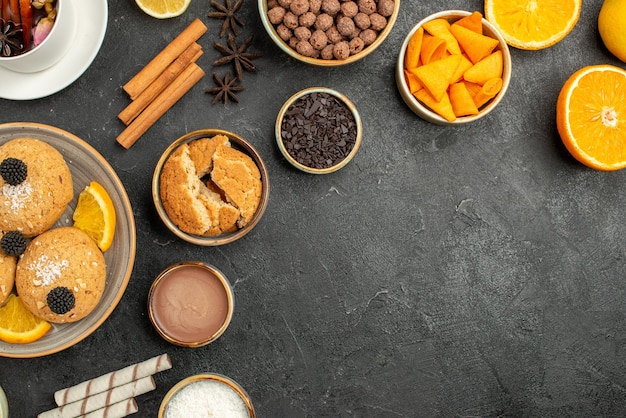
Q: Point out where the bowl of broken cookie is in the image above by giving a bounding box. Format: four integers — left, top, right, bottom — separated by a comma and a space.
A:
152, 129, 270, 246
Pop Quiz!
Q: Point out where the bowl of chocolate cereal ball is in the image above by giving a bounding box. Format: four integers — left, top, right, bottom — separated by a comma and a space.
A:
152, 129, 270, 246
276, 87, 362, 174
259, 0, 400, 66
396, 10, 512, 125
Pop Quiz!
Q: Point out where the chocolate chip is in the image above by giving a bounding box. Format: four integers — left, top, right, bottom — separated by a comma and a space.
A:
280, 92, 357, 170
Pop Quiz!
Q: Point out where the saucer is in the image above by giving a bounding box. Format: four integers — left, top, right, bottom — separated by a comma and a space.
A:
0, 0, 108, 101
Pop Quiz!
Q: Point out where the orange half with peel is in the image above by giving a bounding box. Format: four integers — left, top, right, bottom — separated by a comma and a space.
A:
556, 65, 626, 171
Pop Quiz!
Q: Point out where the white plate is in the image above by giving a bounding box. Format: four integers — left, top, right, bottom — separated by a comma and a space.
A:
0, 0, 108, 101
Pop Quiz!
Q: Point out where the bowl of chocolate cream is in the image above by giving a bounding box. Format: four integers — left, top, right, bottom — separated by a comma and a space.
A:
147, 262, 234, 348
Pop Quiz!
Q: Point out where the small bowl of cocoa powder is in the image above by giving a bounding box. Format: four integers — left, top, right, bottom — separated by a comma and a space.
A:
259, 0, 400, 66
276, 87, 362, 174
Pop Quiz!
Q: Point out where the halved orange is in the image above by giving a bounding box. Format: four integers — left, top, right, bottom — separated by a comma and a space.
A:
135, 0, 191, 19
556, 65, 626, 171
484, 0, 582, 50
72, 181, 117, 252
0, 294, 51, 344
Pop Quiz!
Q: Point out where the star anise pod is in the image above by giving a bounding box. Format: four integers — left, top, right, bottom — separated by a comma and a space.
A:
213, 33, 261, 81
0, 19, 24, 57
207, 0, 244, 37
206, 71, 245, 104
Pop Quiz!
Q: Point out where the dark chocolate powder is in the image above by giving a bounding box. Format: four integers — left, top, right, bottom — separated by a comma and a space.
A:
280, 92, 357, 170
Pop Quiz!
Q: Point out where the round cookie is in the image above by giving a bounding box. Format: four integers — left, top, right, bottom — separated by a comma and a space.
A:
15, 227, 106, 323
0, 138, 73, 237
0, 250, 16, 306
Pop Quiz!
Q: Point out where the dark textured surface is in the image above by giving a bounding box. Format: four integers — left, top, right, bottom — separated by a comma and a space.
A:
1, 0, 626, 417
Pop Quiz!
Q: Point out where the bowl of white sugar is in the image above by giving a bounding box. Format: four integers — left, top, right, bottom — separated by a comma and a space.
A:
159, 373, 255, 418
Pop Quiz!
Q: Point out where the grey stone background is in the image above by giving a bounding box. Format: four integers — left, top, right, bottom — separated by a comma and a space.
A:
1, 0, 625, 416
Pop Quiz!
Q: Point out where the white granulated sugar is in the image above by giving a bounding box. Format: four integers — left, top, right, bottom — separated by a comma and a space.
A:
32, 255, 69, 286
164, 380, 250, 418
2, 181, 34, 211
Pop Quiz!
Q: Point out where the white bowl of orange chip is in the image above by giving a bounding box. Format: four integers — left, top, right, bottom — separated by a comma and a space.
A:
396, 10, 512, 125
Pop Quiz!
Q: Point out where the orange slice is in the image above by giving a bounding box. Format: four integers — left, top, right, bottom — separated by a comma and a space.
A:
0, 294, 51, 344
484, 0, 582, 50
134, 0, 191, 18
556, 65, 626, 171
72, 181, 117, 252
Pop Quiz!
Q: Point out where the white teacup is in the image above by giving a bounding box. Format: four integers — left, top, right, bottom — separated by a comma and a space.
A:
0, 0, 76, 73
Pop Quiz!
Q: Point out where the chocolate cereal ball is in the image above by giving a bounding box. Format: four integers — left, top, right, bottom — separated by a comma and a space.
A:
283, 11, 299, 29
268, 6, 286, 24
299, 11, 317, 27
320, 44, 334, 59
337, 15, 356, 37
268, 0, 279, 8
357, 0, 376, 14
314, 13, 334, 31
296, 39, 316, 56
333, 40, 350, 59
277, 24, 292, 41
277, 0, 292, 7
349, 37, 365, 54
340, 1, 359, 18
321, 0, 341, 16
359, 28, 377, 45
294, 26, 312, 40
369, 13, 387, 31
290, 0, 309, 15
326, 26, 343, 44
354, 12, 370, 30
309, 0, 322, 13
377, 0, 395, 17
310, 29, 329, 49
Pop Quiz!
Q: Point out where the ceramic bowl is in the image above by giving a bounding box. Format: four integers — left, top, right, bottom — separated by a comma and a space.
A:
0, 385, 7, 418
159, 374, 255, 418
147, 262, 234, 348
396, 10, 512, 125
0, 0, 76, 73
275, 87, 363, 174
0, 122, 136, 358
152, 129, 270, 246
258, 0, 400, 66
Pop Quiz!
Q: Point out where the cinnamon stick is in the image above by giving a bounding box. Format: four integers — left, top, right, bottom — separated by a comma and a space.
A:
123, 18, 207, 99
118, 42, 203, 125
116, 63, 205, 149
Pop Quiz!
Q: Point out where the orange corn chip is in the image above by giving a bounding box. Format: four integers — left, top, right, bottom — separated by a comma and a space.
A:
405, 27, 423, 69
414, 89, 456, 122
450, 54, 473, 83
420, 34, 447, 65
404, 69, 423, 93
463, 80, 483, 97
422, 18, 462, 55
463, 50, 503, 85
454, 11, 483, 34
411, 54, 462, 102
449, 82, 479, 117
449, 23, 499, 64
473, 77, 503, 108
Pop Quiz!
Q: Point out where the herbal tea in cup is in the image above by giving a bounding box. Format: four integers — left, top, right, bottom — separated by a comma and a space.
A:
0, 0, 76, 73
